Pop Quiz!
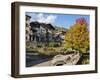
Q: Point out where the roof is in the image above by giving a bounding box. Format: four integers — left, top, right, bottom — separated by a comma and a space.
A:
26, 15, 31, 21
47, 24, 55, 30
26, 15, 31, 18
30, 22, 40, 28
30, 22, 55, 30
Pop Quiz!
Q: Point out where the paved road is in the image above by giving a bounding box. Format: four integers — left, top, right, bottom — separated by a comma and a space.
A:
34, 60, 52, 67
26, 53, 53, 67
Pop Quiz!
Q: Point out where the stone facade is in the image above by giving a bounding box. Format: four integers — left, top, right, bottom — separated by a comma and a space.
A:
26, 15, 31, 42
30, 22, 55, 42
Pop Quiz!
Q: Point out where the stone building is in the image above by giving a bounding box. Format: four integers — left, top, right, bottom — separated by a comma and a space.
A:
26, 15, 31, 42
30, 22, 55, 42
25, 15, 66, 43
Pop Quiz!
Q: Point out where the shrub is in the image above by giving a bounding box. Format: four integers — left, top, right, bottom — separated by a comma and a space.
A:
48, 41, 60, 47
37, 44, 42, 48
82, 58, 89, 64
37, 47, 57, 56
82, 54, 89, 64
26, 45, 38, 53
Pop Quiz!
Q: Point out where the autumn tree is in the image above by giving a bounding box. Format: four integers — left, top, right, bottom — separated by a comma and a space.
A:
65, 18, 89, 53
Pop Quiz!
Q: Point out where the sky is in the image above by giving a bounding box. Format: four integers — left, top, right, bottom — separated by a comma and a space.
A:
26, 12, 90, 29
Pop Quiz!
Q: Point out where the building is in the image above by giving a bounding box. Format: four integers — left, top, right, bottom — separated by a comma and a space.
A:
25, 15, 66, 43
26, 15, 31, 42
30, 21, 55, 42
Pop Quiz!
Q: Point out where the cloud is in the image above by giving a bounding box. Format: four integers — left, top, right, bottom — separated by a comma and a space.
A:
28, 13, 57, 24
36, 13, 45, 23
26, 12, 57, 24
36, 13, 57, 24
46, 15, 57, 24
37, 13, 44, 19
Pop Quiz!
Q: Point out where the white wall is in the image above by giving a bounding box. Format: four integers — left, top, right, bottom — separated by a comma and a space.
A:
0, 0, 99, 80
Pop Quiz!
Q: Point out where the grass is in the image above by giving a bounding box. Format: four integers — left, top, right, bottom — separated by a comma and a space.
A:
26, 41, 66, 56
26, 45, 66, 56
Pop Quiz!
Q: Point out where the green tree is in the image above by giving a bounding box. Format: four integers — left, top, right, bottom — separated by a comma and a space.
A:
65, 18, 89, 53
